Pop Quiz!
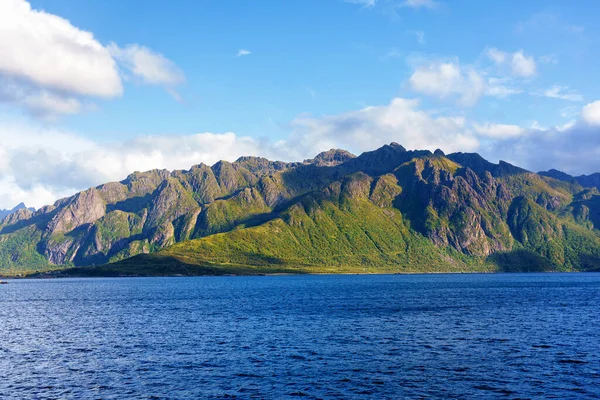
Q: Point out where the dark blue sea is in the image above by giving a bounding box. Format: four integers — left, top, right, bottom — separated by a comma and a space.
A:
1, 274, 599, 399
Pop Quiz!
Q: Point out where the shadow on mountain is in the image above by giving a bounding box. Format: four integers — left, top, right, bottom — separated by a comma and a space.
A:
0, 210, 57, 235
54, 253, 299, 277
106, 194, 153, 213
576, 253, 600, 272
487, 250, 555, 272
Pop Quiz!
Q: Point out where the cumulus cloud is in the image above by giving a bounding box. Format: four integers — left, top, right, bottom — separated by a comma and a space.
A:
0, 0, 185, 117
466, 104, 600, 174
482, 121, 600, 175
511, 51, 536, 77
281, 98, 478, 159
0, 79, 83, 118
485, 48, 507, 64
581, 101, 600, 125
0, 0, 122, 98
0, 0, 122, 116
409, 47, 547, 105
484, 47, 537, 78
408, 61, 485, 106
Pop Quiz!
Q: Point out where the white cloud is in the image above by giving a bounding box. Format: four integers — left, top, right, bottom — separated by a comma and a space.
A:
287, 99, 600, 175
473, 123, 525, 139
6, 98, 600, 209
408, 61, 485, 106
535, 85, 583, 102
401, 0, 439, 9
0, 0, 185, 116
511, 51, 536, 77
281, 98, 478, 159
0, 0, 122, 116
485, 48, 507, 64
237, 49, 252, 57
581, 101, 600, 125
0, 79, 83, 118
0, 0, 122, 98
483, 47, 537, 78
109, 44, 185, 86
0, 119, 267, 209
0, 98, 481, 208
407, 53, 534, 105
482, 120, 600, 175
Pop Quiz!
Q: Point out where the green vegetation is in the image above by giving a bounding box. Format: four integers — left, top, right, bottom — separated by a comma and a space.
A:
82, 189, 490, 276
0, 226, 50, 275
3, 144, 600, 277
506, 197, 600, 271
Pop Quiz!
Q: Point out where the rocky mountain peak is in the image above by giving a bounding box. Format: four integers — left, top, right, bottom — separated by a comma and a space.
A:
0, 202, 35, 221
304, 149, 356, 167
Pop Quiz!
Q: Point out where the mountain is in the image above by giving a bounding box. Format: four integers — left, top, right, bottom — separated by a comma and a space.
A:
539, 169, 600, 191
0, 203, 35, 220
2, 144, 600, 277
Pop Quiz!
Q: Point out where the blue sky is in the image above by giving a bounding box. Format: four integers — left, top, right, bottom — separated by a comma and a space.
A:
23, 0, 599, 138
1, 0, 600, 208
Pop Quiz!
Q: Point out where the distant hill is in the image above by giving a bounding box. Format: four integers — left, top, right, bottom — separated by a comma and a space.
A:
0, 203, 35, 221
539, 169, 600, 191
3, 144, 600, 277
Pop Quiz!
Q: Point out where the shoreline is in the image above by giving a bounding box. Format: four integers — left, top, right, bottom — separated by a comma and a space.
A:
2, 269, 597, 280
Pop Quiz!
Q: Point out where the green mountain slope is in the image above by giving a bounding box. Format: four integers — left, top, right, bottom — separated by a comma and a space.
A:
3, 143, 600, 276
102, 172, 479, 276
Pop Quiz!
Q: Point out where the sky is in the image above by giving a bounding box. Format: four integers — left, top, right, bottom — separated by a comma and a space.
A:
1, 0, 600, 209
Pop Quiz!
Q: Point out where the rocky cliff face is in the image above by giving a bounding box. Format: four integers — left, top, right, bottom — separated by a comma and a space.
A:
0, 156, 301, 271
2, 145, 600, 274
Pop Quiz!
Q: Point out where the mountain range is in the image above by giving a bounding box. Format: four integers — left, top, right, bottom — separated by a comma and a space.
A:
2, 143, 600, 277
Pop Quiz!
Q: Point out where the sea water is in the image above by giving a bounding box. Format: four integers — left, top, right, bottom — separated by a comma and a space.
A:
1, 273, 599, 398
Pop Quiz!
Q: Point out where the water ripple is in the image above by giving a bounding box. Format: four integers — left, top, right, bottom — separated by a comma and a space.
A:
0, 273, 599, 398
